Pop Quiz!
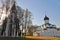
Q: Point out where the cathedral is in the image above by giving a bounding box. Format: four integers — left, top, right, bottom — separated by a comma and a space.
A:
0, 0, 32, 37
1, 0, 19, 37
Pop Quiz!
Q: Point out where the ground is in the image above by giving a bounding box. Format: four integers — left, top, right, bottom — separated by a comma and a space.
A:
0, 36, 60, 40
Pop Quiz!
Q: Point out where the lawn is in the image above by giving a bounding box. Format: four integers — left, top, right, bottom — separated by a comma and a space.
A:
25, 36, 60, 40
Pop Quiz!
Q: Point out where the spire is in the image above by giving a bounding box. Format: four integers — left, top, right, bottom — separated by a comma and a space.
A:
44, 11, 49, 20
14, 0, 16, 4
45, 11, 47, 17
11, 0, 16, 10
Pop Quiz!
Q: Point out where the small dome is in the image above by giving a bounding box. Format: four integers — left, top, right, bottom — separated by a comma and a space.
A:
44, 15, 49, 20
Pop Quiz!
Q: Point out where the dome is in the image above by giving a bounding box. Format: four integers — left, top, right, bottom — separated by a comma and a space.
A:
44, 15, 49, 20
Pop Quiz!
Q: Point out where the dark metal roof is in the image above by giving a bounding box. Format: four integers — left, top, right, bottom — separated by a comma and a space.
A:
44, 15, 49, 20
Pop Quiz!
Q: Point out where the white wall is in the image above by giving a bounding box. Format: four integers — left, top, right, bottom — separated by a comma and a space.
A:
39, 29, 60, 37
44, 20, 49, 24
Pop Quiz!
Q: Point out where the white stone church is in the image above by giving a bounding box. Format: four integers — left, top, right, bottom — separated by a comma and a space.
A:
33, 15, 60, 37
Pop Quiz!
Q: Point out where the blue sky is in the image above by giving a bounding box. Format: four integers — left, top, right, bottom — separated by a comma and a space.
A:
0, 0, 60, 27
16, 0, 60, 27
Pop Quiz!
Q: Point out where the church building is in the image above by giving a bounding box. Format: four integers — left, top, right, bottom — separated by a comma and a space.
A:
41, 15, 56, 30
34, 15, 60, 37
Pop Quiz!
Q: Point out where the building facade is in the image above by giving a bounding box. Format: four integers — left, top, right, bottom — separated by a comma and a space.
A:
0, 0, 32, 37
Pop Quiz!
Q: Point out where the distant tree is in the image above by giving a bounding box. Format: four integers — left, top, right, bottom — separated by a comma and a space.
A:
28, 26, 34, 36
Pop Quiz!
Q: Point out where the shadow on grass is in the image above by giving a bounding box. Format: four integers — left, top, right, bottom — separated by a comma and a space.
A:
0, 37, 60, 40
0, 37, 44, 40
